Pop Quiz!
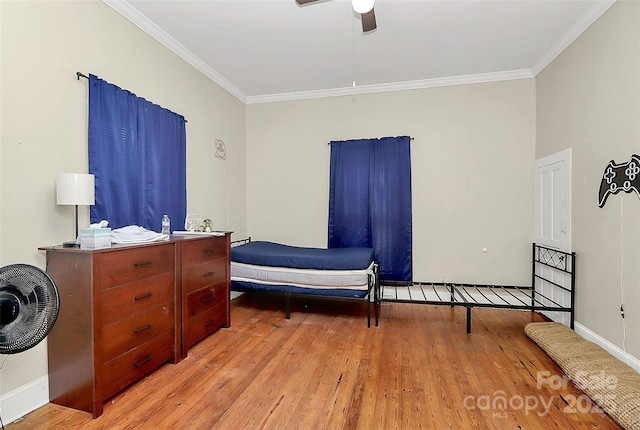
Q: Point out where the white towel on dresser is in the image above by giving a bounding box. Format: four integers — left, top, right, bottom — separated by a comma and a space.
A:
111, 225, 169, 244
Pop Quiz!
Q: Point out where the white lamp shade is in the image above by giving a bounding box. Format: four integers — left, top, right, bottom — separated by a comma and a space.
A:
56, 173, 95, 205
352, 0, 375, 14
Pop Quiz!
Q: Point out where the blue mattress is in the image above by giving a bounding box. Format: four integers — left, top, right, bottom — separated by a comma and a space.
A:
231, 241, 374, 270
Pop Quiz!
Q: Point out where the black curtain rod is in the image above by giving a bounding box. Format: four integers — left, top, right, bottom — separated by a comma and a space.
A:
328, 137, 414, 144
76, 71, 188, 123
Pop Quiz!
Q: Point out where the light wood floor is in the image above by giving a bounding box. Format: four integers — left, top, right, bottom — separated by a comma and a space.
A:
8, 294, 620, 430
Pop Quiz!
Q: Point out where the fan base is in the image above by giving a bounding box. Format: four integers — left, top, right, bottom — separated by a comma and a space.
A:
63, 241, 80, 248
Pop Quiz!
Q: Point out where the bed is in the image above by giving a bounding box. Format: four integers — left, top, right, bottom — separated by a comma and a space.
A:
378, 243, 576, 332
230, 239, 380, 326
231, 241, 574, 333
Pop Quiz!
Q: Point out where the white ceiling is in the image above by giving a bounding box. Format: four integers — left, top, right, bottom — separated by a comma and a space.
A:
106, 0, 615, 104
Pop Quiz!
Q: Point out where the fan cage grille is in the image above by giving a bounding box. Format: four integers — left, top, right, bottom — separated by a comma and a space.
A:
0, 264, 59, 354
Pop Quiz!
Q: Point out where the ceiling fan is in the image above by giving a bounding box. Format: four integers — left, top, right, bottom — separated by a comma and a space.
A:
296, 0, 377, 33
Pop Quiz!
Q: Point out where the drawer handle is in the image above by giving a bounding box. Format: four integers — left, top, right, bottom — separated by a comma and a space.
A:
203, 248, 216, 253
203, 294, 216, 303
134, 260, 153, 267
203, 318, 217, 327
134, 355, 153, 368
134, 292, 153, 301
203, 271, 216, 277
133, 323, 153, 334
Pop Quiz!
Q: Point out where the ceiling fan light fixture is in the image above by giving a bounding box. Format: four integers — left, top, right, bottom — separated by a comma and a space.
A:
352, 0, 375, 14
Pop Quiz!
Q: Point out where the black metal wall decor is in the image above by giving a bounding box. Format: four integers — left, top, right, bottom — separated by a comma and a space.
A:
598, 154, 640, 207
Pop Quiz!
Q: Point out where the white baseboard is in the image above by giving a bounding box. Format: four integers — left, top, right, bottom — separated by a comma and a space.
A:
0, 375, 49, 425
574, 322, 640, 373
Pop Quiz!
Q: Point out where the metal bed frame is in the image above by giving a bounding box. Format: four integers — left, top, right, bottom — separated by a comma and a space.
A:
376, 243, 576, 333
231, 238, 380, 327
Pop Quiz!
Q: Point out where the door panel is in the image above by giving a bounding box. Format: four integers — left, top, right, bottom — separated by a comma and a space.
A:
535, 149, 572, 325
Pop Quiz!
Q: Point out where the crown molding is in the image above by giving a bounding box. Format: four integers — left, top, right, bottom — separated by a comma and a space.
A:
245, 69, 534, 104
102, 0, 248, 103
104, 0, 613, 105
531, 0, 617, 76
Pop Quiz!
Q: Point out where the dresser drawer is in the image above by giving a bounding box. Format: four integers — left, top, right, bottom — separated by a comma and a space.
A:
187, 283, 226, 319
182, 237, 227, 267
102, 331, 174, 400
102, 303, 174, 363
185, 303, 225, 347
98, 244, 174, 288
182, 259, 227, 293
100, 272, 174, 323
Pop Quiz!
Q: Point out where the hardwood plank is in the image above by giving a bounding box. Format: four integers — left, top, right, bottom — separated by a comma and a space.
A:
313, 314, 365, 430
7, 296, 622, 430
352, 311, 385, 430
273, 314, 349, 429
211, 314, 323, 429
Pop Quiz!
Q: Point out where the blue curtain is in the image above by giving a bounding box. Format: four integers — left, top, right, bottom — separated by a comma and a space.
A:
88, 74, 186, 231
328, 136, 412, 282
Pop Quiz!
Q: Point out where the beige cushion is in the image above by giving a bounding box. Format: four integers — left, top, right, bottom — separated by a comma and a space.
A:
525, 322, 640, 430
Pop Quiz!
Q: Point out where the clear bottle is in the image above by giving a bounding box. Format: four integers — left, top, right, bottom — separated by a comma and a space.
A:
162, 214, 171, 235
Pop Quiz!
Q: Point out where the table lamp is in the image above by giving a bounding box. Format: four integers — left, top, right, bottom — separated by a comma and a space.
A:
57, 172, 95, 247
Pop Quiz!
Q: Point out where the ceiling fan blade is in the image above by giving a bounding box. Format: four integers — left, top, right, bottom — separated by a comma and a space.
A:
361, 8, 377, 32
296, 0, 321, 4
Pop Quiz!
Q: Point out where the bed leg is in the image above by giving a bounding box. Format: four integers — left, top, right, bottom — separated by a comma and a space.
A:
375, 263, 380, 326
450, 284, 455, 308
285, 293, 291, 319
367, 299, 371, 328
570, 309, 575, 330
466, 307, 472, 333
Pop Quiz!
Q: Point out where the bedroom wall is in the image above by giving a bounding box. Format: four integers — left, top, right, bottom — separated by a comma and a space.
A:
246, 79, 536, 285
536, 0, 640, 360
0, 0, 246, 415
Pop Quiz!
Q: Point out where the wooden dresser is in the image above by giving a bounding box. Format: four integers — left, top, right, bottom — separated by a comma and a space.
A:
41, 233, 230, 418
179, 234, 230, 357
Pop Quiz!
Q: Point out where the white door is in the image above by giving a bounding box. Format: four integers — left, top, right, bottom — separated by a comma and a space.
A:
534, 149, 572, 325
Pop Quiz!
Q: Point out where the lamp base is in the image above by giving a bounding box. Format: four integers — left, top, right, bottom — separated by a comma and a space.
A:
63, 241, 80, 248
